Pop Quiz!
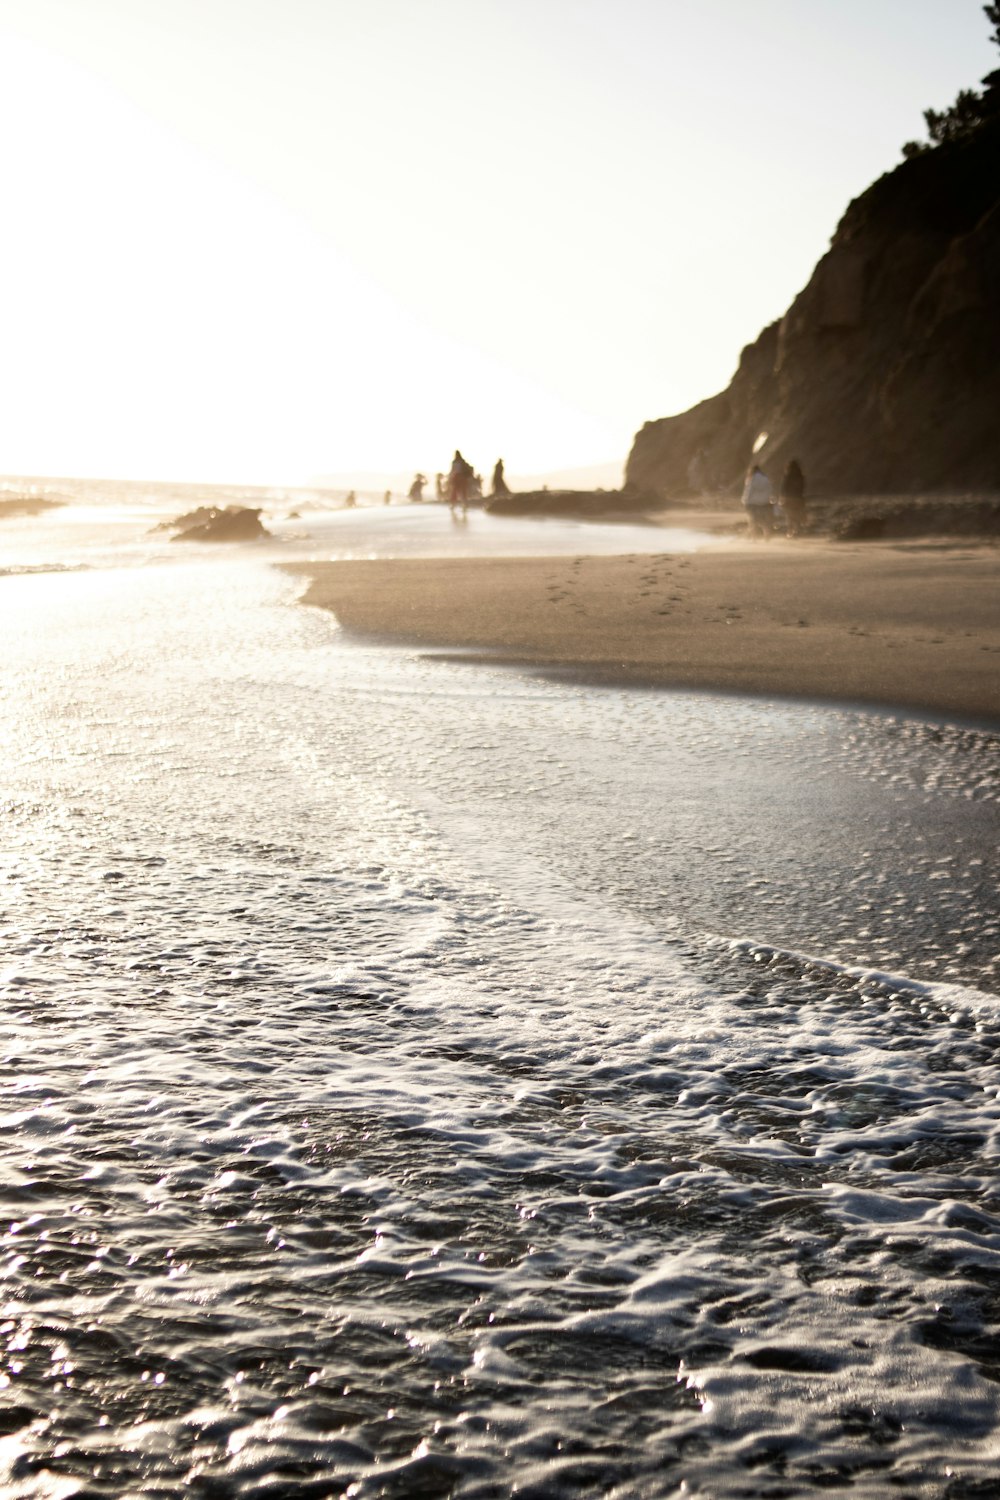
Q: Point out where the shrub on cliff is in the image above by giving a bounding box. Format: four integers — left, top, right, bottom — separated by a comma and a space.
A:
903, 4, 1000, 156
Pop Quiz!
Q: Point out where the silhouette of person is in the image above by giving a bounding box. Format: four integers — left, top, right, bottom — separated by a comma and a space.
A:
448, 450, 473, 512
408, 473, 426, 503
383, 489, 392, 505
741, 464, 774, 539
435, 473, 445, 502
780, 459, 807, 537
345, 490, 357, 509
491, 459, 510, 498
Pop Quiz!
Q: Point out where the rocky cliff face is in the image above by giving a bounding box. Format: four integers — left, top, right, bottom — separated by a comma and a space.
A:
626, 120, 1000, 499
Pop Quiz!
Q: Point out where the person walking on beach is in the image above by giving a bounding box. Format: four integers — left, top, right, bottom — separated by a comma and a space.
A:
491, 458, 510, 498
448, 450, 474, 512
742, 464, 775, 539
780, 458, 807, 537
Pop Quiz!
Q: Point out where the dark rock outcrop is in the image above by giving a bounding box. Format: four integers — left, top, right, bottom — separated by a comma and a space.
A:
826, 494, 1000, 540
0, 496, 65, 519
161, 505, 270, 543
626, 119, 1000, 500
486, 489, 653, 519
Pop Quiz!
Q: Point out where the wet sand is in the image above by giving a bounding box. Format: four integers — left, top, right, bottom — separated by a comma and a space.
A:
288, 536, 1000, 724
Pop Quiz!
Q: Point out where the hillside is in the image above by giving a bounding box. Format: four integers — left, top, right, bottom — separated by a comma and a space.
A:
626, 117, 1000, 500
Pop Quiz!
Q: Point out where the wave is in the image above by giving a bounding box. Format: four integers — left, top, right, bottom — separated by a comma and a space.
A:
0, 561, 91, 576
722, 935, 1000, 1013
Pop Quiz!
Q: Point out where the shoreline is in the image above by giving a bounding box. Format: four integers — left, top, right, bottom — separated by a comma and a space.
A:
285, 527, 1000, 727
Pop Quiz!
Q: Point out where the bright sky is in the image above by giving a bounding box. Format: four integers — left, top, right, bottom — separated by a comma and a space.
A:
0, 0, 993, 485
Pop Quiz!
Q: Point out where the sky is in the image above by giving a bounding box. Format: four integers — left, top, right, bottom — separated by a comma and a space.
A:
0, 0, 994, 486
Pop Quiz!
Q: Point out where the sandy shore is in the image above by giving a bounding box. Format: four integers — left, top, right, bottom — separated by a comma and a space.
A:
287, 533, 1000, 724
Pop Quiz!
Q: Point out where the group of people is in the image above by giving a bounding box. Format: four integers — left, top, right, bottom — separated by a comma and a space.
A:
402, 454, 510, 512
741, 458, 807, 539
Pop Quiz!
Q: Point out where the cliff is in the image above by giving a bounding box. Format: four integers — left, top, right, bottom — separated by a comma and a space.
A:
626, 118, 1000, 499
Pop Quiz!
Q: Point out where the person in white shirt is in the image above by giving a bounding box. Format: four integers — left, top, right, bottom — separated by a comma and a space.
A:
742, 464, 775, 539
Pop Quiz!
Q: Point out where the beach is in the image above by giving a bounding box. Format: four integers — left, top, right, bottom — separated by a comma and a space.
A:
4, 0, 999, 1484
290, 526, 1000, 724
2, 493, 1000, 1495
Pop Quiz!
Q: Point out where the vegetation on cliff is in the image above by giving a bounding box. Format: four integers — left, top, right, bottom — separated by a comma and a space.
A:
904, 3, 1000, 155
627, 7, 1000, 501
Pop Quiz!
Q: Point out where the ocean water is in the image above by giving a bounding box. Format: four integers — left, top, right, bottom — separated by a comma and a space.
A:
0, 477, 719, 576
1, 485, 1000, 1497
